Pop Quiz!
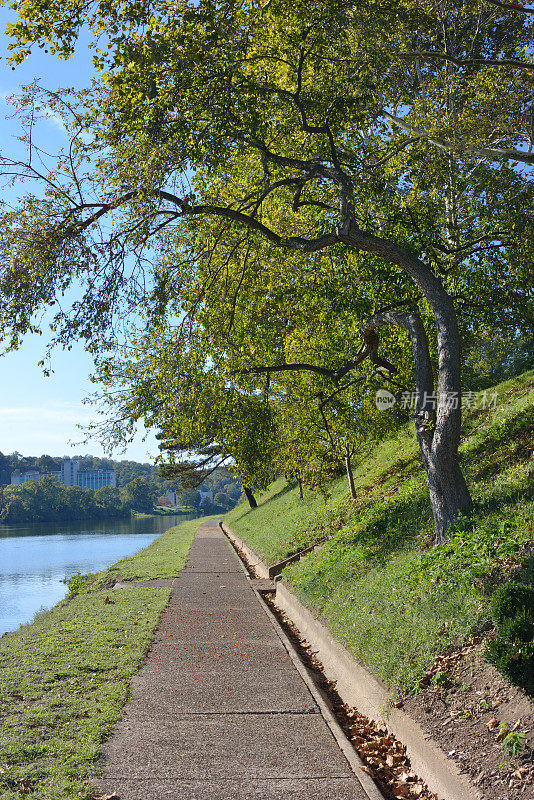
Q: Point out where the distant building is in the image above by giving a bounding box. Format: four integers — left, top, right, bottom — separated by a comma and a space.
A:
166, 488, 178, 505
157, 489, 177, 506
10, 470, 41, 485
61, 458, 79, 487
10, 459, 116, 490
77, 469, 116, 490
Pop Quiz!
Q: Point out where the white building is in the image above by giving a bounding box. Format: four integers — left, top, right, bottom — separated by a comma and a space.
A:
10, 459, 116, 490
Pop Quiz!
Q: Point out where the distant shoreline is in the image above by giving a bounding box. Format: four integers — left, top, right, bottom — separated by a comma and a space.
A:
0, 508, 201, 528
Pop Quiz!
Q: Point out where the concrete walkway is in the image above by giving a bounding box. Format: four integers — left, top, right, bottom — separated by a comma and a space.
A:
97, 520, 371, 799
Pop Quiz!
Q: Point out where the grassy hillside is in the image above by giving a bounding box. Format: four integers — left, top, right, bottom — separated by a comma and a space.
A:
225, 370, 534, 693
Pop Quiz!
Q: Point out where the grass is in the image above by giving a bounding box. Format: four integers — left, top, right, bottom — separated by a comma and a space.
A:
0, 518, 200, 799
225, 370, 534, 694
138, 506, 200, 516
97, 517, 201, 582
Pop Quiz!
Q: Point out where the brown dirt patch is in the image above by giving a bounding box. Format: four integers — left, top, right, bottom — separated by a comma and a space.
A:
401, 640, 534, 800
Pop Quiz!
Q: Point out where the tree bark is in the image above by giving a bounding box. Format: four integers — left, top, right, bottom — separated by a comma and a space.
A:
362, 307, 472, 545
297, 475, 304, 500
344, 444, 357, 500
243, 486, 257, 509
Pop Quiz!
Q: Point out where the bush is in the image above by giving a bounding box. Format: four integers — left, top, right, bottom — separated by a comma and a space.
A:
490, 581, 534, 626
485, 580, 534, 695
499, 611, 534, 644
484, 637, 534, 694
66, 571, 95, 595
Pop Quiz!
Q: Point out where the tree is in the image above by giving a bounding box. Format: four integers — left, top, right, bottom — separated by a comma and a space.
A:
177, 488, 201, 510
1, 0, 533, 542
0, 453, 10, 486
0, 476, 122, 522
213, 492, 233, 511
463, 327, 534, 391
94, 485, 123, 515
90, 322, 279, 508
33, 454, 59, 473
123, 477, 159, 512
224, 483, 241, 502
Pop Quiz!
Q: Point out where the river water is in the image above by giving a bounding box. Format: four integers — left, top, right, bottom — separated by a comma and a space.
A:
0, 514, 199, 636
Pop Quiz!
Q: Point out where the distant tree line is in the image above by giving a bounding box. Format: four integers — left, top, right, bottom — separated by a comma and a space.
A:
176, 468, 243, 515
0, 476, 161, 524
0, 452, 168, 489
0, 457, 243, 523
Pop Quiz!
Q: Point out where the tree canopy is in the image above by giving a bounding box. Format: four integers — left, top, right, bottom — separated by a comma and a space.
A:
1, 0, 533, 541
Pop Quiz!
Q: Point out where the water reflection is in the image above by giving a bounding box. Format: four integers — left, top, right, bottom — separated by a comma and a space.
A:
0, 514, 199, 635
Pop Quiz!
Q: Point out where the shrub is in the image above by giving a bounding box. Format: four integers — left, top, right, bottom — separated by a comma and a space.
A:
66, 571, 95, 595
485, 580, 534, 695
490, 581, 534, 626
484, 636, 534, 694
499, 611, 534, 644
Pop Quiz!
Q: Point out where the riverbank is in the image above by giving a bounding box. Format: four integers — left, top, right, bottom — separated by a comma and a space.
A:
0, 518, 199, 800
0, 513, 191, 636
133, 506, 200, 517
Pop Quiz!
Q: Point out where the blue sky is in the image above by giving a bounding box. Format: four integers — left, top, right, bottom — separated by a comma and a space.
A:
0, 9, 159, 463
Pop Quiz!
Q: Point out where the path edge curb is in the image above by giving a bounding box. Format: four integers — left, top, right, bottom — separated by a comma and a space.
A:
220, 521, 482, 800
252, 581, 387, 800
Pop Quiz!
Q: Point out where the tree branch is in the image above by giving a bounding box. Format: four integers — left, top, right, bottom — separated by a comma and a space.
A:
383, 112, 534, 165
239, 362, 337, 380
400, 50, 534, 72
486, 0, 534, 13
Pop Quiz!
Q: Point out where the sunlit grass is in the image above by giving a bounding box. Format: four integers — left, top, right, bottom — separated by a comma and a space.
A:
226, 371, 534, 693
99, 517, 202, 581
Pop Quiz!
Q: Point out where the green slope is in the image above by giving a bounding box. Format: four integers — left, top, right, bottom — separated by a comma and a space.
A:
225, 370, 534, 693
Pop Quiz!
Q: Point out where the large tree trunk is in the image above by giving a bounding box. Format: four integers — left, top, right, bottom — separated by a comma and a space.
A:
234, 207, 473, 543
339, 220, 473, 544
362, 307, 472, 545
344, 444, 357, 500
243, 486, 257, 509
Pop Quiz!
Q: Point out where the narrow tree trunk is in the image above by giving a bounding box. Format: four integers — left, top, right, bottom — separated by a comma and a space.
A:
243, 486, 257, 509
297, 475, 304, 500
344, 444, 357, 499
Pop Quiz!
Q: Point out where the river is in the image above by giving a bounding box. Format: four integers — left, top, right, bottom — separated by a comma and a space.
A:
0, 514, 199, 636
